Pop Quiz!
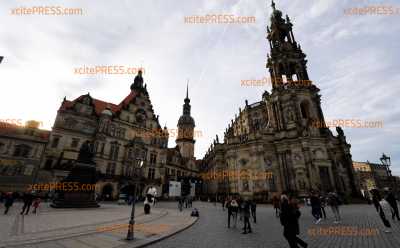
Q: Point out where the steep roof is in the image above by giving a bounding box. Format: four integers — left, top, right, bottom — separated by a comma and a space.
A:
59, 91, 138, 116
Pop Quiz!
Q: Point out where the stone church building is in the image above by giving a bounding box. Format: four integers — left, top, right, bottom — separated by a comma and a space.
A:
201, 2, 359, 200
39, 71, 199, 200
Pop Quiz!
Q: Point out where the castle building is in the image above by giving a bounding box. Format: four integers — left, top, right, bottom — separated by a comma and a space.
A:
39, 71, 199, 200
201, 1, 359, 200
0, 121, 50, 192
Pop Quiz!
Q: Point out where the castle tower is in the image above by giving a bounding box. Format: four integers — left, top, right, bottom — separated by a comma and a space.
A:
176, 84, 195, 158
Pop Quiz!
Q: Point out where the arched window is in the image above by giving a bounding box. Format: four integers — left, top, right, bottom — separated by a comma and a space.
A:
300, 101, 311, 119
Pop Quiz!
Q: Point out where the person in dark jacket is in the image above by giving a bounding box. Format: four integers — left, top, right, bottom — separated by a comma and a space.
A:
250, 200, 257, 223
227, 197, 233, 228
372, 190, 381, 212
280, 195, 308, 248
242, 199, 252, 234
4, 192, 15, 215
385, 189, 400, 221
320, 195, 327, 219
310, 192, 322, 224
371, 189, 392, 232
272, 195, 281, 217
20, 191, 33, 215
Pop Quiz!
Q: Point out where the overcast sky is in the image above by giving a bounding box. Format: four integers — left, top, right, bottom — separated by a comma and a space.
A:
1, 0, 399, 174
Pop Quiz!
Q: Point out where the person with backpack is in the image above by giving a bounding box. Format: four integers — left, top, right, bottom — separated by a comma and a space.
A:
327, 191, 341, 223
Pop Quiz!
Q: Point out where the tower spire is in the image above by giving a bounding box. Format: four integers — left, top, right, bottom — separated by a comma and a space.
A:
186, 79, 189, 99
266, 1, 309, 89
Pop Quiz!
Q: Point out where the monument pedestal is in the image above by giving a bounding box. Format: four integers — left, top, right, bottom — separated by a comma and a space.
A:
51, 162, 99, 208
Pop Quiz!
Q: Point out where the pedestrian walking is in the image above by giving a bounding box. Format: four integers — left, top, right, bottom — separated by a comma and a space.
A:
227, 197, 233, 228
310, 192, 322, 224
320, 195, 327, 219
222, 197, 226, 211
327, 192, 341, 223
178, 197, 183, 212
144, 195, 151, 214
3, 192, 14, 215
230, 197, 239, 228
188, 196, 193, 208
32, 197, 41, 214
250, 200, 257, 223
371, 189, 392, 233
242, 199, 252, 234
280, 195, 308, 248
272, 195, 281, 217
372, 190, 381, 212
385, 189, 400, 221
20, 191, 33, 215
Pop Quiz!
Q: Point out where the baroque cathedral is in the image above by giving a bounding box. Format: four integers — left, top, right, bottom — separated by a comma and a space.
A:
201, 2, 359, 200
39, 71, 200, 200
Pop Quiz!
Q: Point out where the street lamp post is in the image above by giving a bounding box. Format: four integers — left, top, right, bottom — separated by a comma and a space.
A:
126, 137, 147, 241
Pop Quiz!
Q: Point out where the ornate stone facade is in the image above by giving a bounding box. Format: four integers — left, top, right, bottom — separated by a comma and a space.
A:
40, 72, 199, 200
201, 2, 359, 200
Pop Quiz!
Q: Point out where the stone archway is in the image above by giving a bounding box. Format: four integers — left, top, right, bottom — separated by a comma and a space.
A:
101, 184, 114, 201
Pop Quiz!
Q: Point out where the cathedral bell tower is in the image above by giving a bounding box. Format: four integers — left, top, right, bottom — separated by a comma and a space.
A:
176, 85, 195, 158
265, 0, 326, 135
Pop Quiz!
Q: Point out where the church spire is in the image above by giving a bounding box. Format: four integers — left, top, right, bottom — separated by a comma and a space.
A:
266, 2, 310, 89
186, 80, 189, 100
183, 83, 191, 116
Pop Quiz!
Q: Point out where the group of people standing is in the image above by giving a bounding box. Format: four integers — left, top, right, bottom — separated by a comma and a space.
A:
223, 196, 256, 234
1, 191, 41, 215
177, 196, 193, 211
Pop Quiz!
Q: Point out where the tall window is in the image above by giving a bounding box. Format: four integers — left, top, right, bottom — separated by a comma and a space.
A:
150, 154, 157, 165
44, 158, 53, 170
109, 143, 120, 161
71, 138, 80, 148
13, 144, 31, 157
106, 163, 116, 175
51, 137, 60, 148
300, 101, 310, 119
148, 168, 155, 179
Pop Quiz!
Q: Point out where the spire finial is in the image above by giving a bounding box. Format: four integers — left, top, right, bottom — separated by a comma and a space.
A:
271, 0, 276, 10
186, 79, 189, 99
